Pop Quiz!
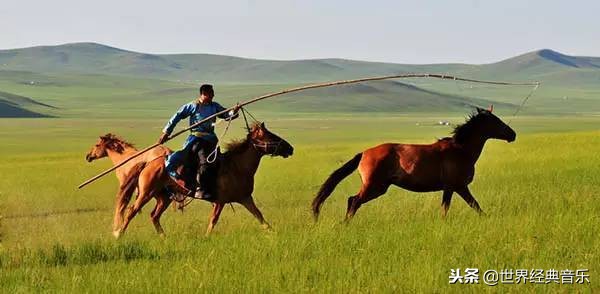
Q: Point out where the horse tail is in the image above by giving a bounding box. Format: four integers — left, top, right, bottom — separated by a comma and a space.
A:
121, 162, 147, 198
312, 153, 362, 220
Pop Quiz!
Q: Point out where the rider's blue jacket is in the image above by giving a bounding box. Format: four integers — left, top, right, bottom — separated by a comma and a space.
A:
162, 101, 235, 143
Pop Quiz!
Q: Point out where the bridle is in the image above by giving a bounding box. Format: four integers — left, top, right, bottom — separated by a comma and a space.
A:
250, 137, 284, 156
241, 107, 285, 155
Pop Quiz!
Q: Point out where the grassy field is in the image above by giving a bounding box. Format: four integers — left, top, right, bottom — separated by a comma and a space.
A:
1, 114, 598, 292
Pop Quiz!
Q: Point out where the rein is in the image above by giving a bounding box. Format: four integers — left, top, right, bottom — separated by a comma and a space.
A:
241, 107, 260, 132
206, 113, 235, 164
508, 83, 540, 124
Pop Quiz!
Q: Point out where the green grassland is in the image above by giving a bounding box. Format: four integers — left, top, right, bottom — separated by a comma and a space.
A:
1, 44, 599, 292
1, 115, 598, 292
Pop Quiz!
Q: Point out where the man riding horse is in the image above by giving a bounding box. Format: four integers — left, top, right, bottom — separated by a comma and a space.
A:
158, 84, 239, 200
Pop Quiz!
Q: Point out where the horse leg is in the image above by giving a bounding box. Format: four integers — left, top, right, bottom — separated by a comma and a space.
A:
112, 181, 137, 234
345, 181, 390, 222
117, 190, 153, 239
240, 197, 271, 231
113, 188, 128, 234
345, 158, 393, 222
205, 202, 224, 236
151, 195, 172, 237
441, 190, 453, 218
455, 187, 485, 216
345, 195, 360, 221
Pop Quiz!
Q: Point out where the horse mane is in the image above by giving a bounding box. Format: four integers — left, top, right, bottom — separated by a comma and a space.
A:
451, 111, 485, 144
101, 133, 136, 153
223, 138, 250, 157
248, 122, 262, 132
222, 122, 262, 157
437, 137, 453, 142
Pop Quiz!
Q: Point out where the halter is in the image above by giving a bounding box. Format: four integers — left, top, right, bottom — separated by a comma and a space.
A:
241, 106, 284, 155
251, 138, 284, 156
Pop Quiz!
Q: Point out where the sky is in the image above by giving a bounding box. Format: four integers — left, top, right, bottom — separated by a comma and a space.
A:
1, 0, 599, 64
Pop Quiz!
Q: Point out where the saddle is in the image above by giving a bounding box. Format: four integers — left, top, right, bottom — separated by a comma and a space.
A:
168, 148, 223, 200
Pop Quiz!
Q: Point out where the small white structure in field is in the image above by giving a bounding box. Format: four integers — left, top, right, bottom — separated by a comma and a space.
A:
438, 120, 450, 126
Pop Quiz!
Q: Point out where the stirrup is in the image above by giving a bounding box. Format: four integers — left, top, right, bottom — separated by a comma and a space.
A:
194, 188, 215, 201
169, 192, 188, 203
166, 175, 192, 196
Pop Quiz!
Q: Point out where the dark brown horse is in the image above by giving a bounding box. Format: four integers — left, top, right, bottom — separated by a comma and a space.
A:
312, 107, 516, 221
85, 134, 171, 235
115, 122, 294, 238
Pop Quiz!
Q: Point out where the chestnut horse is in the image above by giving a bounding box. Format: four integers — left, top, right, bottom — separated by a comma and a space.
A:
312, 107, 516, 221
85, 134, 171, 234
115, 122, 294, 238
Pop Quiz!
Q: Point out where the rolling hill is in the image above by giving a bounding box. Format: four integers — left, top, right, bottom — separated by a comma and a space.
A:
0, 42, 481, 83
0, 69, 514, 118
1, 43, 599, 117
0, 91, 55, 118
1, 43, 599, 85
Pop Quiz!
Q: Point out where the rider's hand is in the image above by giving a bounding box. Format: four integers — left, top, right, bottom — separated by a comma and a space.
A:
226, 103, 241, 120
157, 133, 169, 144
232, 103, 241, 115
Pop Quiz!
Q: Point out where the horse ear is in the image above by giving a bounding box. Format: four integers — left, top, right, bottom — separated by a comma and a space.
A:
260, 122, 265, 128
476, 107, 484, 113
488, 104, 494, 113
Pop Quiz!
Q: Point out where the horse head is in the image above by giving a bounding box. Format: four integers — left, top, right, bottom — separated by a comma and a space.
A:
248, 122, 294, 158
475, 106, 516, 142
86, 133, 126, 162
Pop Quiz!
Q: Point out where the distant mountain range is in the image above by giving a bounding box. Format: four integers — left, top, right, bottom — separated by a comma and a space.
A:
1, 42, 599, 84
1, 43, 599, 117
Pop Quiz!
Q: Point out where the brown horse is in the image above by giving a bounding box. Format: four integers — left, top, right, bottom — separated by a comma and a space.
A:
312, 107, 516, 222
85, 134, 171, 234
115, 122, 294, 238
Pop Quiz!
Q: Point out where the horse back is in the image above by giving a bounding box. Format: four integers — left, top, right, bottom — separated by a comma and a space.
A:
363, 140, 451, 169
362, 141, 455, 192
144, 145, 172, 162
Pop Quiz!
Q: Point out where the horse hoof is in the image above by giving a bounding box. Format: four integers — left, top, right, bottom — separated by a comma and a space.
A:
113, 230, 121, 239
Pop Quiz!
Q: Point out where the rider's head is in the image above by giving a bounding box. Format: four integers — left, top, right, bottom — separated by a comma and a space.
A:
199, 84, 214, 104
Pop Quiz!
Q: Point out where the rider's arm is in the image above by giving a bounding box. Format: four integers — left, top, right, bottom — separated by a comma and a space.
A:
163, 103, 194, 135
216, 103, 239, 121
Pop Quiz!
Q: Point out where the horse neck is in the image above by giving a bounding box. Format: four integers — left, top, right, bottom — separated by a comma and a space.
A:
458, 130, 488, 163
105, 145, 137, 165
227, 140, 263, 176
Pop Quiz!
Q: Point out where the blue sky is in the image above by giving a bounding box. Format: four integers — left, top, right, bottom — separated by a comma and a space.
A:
1, 0, 598, 63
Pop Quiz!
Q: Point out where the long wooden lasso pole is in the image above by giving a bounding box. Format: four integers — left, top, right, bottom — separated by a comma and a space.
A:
78, 73, 539, 189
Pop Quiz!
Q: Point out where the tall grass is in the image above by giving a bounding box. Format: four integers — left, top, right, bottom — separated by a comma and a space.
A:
1, 241, 159, 269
